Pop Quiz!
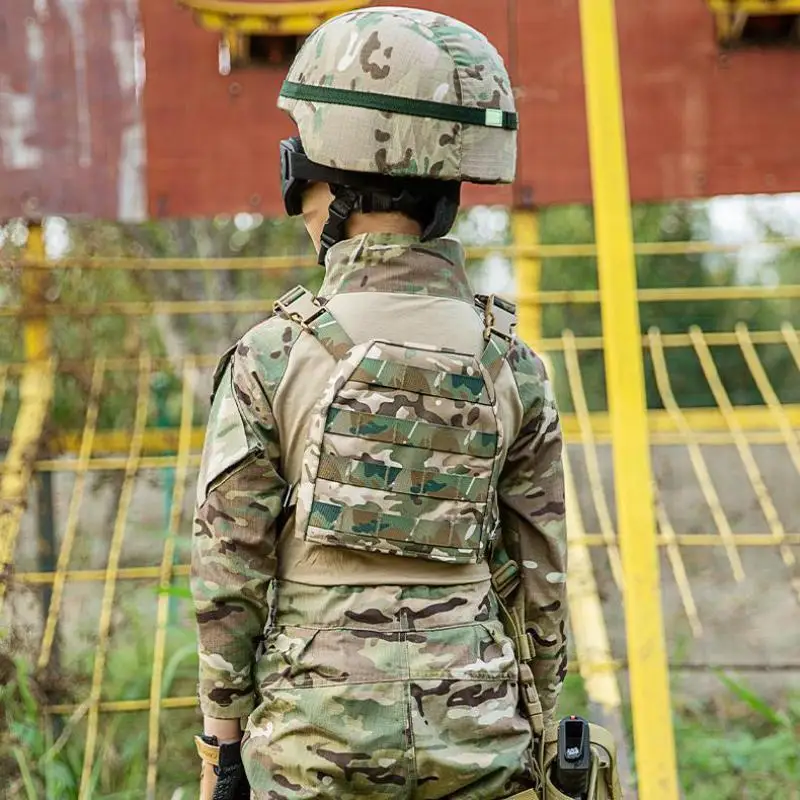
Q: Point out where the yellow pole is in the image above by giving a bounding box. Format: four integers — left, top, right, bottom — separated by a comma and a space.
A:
0, 222, 54, 613
577, 2, 680, 798
512, 209, 542, 346
21, 223, 51, 360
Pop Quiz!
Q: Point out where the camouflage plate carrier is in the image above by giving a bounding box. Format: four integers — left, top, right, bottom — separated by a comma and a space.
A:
274, 284, 517, 565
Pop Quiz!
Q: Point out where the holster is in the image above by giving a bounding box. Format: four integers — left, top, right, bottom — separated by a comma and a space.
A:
490, 558, 623, 799
540, 723, 622, 800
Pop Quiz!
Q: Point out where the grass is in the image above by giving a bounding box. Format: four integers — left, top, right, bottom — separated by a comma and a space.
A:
0, 583, 201, 799
3, 633, 798, 799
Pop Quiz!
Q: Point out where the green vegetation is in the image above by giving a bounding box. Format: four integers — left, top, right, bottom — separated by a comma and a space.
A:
537, 202, 800, 411
0, 586, 199, 799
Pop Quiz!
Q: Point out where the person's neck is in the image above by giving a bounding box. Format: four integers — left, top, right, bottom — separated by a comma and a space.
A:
346, 212, 422, 238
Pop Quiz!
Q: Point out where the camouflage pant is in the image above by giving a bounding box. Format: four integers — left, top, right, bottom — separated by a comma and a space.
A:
242, 580, 535, 800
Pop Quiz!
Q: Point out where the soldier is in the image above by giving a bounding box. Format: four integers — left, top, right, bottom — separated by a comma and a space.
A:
192, 7, 567, 800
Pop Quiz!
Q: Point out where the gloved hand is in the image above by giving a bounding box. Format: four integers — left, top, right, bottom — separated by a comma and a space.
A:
195, 735, 250, 800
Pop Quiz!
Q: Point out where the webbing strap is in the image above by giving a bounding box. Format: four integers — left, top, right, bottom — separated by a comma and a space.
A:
194, 735, 219, 767
503, 790, 540, 800
280, 81, 519, 131
273, 285, 355, 360
491, 556, 544, 736
475, 294, 515, 382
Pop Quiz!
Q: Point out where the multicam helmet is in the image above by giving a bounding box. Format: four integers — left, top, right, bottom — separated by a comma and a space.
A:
278, 6, 518, 184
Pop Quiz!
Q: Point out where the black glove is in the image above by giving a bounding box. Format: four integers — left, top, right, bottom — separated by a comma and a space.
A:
196, 735, 250, 800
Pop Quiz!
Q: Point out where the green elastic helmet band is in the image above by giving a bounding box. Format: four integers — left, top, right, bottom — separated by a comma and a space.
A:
280, 81, 518, 131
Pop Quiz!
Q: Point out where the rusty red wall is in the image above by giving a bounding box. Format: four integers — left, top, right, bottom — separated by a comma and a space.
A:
0, 0, 143, 220
3, 1, 800, 220
139, 0, 513, 217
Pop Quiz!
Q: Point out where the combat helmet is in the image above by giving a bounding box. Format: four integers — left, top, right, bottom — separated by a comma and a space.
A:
277, 6, 518, 263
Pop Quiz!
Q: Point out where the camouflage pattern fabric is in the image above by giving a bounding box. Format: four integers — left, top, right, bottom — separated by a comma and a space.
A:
191, 233, 567, 779
291, 302, 510, 565
242, 580, 535, 800
278, 8, 517, 184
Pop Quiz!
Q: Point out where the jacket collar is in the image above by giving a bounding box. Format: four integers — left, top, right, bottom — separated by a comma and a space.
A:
318, 233, 474, 303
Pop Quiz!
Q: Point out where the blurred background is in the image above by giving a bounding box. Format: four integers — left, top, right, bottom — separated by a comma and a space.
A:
1, 1, 799, 798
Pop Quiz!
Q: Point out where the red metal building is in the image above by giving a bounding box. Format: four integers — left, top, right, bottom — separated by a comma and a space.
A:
1, 0, 799, 220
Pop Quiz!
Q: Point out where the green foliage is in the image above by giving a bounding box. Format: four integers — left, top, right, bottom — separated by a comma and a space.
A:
538, 202, 800, 411
558, 673, 800, 800
0, 588, 200, 799
676, 677, 800, 800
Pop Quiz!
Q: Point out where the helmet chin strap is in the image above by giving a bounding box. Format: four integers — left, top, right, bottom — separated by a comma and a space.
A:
317, 183, 461, 266
318, 187, 359, 266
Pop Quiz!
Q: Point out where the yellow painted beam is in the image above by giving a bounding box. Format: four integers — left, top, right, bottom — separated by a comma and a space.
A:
0, 223, 54, 613
578, 1, 680, 797
43, 403, 800, 458
14, 238, 800, 271
512, 209, 542, 346
178, 0, 371, 36
707, 0, 800, 13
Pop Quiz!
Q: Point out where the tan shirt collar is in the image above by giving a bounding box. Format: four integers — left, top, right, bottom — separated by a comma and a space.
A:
319, 233, 474, 303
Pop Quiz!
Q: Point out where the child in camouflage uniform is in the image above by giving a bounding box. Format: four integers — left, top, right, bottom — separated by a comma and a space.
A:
192, 8, 567, 799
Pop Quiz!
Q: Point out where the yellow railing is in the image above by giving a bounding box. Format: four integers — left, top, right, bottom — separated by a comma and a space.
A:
2, 277, 799, 797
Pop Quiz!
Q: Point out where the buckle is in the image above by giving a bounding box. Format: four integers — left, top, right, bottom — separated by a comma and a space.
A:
273, 287, 326, 328
476, 293, 517, 341
491, 559, 520, 600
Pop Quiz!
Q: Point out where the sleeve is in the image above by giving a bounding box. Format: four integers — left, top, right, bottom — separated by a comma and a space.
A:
498, 343, 568, 724
191, 347, 287, 720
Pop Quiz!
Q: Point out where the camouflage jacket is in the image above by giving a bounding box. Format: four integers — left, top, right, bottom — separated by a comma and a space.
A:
191, 233, 567, 722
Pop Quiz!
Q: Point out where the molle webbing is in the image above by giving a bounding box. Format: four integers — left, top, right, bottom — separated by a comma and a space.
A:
275, 286, 514, 565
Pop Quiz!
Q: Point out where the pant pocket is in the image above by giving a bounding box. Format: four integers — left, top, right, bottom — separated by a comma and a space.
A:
243, 682, 409, 800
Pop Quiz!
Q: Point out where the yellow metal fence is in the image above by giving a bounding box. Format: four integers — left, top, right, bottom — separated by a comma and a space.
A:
1, 234, 800, 798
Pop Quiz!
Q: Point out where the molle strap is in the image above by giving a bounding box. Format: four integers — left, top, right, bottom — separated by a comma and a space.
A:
475, 293, 515, 382
481, 332, 511, 383
273, 285, 355, 361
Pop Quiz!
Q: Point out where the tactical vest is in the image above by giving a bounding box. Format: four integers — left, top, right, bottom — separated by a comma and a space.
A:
274, 285, 517, 565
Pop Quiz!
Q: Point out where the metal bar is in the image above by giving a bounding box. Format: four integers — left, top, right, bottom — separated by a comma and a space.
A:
79, 355, 151, 800
0, 222, 55, 615
653, 494, 703, 637
690, 327, 800, 599
0, 365, 9, 422
736, 322, 800, 486
648, 329, 745, 583
578, 0, 679, 796
516, 284, 800, 305
784, 323, 800, 372
707, 0, 800, 13
35, 471, 58, 662
3, 284, 799, 318
38, 360, 106, 669
0, 329, 794, 376
512, 209, 542, 345
35, 455, 202, 472
18, 565, 192, 584
561, 330, 624, 589
14, 238, 800, 270
37, 403, 800, 459
13, 529, 800, 586
146, 361, 195, 797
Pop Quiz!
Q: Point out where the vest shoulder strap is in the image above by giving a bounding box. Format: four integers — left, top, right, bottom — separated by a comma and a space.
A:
273, 284, 354, 360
